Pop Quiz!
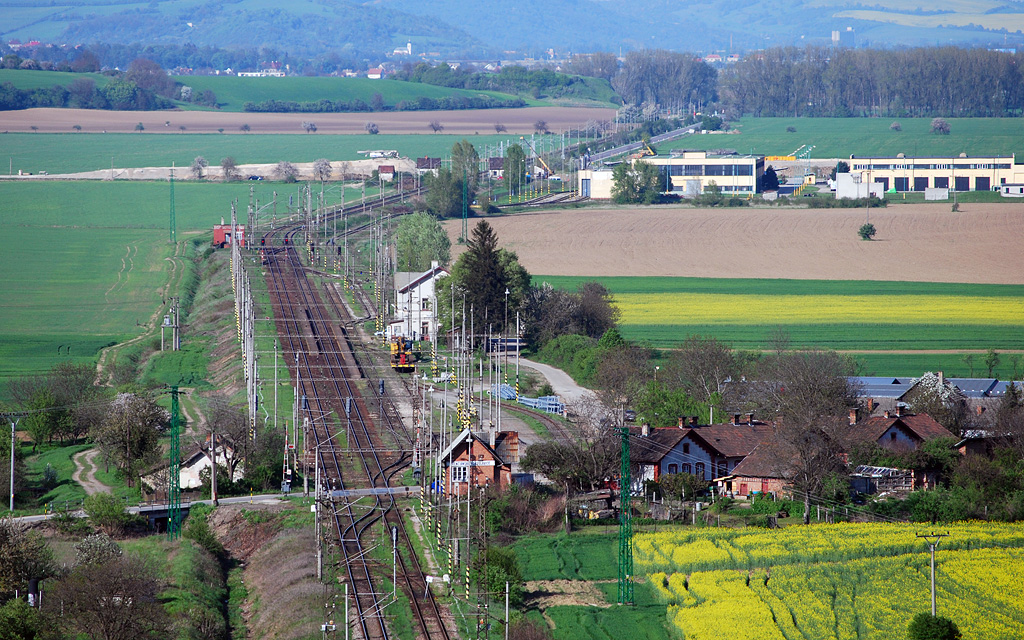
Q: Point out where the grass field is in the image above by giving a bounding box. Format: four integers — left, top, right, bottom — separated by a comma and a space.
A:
0, 69, 114, 91
536, 275, 1024, 377
1, 131, 550, 174
0, 181, 277, 380
677, 117, 1024, 159
0, 70, 533, 111
172, 75, 530, 111
638, 523, 1024, 640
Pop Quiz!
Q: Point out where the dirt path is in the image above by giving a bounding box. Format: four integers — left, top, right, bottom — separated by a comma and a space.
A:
71, 449, 109, 496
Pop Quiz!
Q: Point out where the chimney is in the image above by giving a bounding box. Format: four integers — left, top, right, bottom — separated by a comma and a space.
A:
733, 413, 741, 425
746, 413, 754, 425
678, 417, 684, 429
489, 423, 496, 448
895, 404, 903, 418
849, 408, 859, 425
884, 410, 891, 418
976, 405, 985, 416
867, 398, 875, 412
641, 423, 650, 437
938, 371, 944, 386
690, 416, 699, 427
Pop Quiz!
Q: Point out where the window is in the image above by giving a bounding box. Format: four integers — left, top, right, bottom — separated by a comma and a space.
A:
934, 177, 949, 189
681, 463, 692, 474
682, 443, 690, 454
421, 299, 431, 310
668, 463, 678, 474
695, 463, 705, 478
683, 165, 703, 176
890, 432, 897, 441
452, 465, 468, 482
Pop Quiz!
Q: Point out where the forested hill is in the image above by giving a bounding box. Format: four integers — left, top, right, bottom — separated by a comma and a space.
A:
5, 0, 1024, 58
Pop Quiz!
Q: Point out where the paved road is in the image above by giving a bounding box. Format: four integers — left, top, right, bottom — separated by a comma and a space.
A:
518, 358, 598, 405
588, 124, 701, 165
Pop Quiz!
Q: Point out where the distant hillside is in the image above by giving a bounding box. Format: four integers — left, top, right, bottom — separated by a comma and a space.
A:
1, 0, 486, 57
3, 0, 1024, 56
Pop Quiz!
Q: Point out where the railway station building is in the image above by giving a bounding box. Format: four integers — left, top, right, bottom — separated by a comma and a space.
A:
385, 262, 447, 342
438, 428, 517, 496
848, 153, 1021, 192
578, 150, 765, 198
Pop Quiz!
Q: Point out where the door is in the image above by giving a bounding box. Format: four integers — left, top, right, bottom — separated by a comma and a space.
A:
581, 179, 591, 197
739, 483, 748, 495
976, 176, 990, 191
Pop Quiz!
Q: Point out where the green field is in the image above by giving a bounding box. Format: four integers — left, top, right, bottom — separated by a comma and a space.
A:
172, 75, 529, 111
0, 69, 534, 112
536, 275, 1024, 377
0, 181, 283, 380
0, 69, 114, 91
675, 117, 1024, 159
2, 132, 550, 175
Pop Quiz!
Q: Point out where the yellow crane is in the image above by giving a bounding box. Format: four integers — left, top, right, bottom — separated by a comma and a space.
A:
520, 136, 553, 178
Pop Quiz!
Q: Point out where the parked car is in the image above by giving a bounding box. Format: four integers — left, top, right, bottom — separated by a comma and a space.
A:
248, 175, 263, 181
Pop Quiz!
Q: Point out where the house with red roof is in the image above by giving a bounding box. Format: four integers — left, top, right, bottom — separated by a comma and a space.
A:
631, 414, 773, 491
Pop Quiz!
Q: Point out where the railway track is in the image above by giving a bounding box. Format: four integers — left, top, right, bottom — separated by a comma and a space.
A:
258, 190, 454, 640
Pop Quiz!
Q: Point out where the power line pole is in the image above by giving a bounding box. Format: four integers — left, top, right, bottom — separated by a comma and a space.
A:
617, 424, 634, 605
7, 415, 20, 512
916, 532, 949, 616
168, 386, 182, 540
169, 163, 176, 244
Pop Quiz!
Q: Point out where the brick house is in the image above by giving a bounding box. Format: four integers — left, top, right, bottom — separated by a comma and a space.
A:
631, 414, 773, 492
438, 428, 518, 496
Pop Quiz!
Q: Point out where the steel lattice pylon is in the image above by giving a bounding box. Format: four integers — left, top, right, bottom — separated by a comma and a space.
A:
169, 166, 176, 244
167, 386, 182, 540
618, 425, 634, 605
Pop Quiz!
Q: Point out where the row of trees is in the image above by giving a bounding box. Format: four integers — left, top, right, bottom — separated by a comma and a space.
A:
0, 57, 211, 111
242, 93, 524, 114
391, 62, 604, 101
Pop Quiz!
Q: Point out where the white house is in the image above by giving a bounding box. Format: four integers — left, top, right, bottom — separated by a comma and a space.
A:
386, 262, 448, 341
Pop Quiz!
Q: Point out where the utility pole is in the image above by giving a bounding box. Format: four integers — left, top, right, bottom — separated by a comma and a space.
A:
169, 163, 176, 244
168, 386, 182, 540
617, 424, 634, 605
917, 532, 949, 616
7, 415, 20, 512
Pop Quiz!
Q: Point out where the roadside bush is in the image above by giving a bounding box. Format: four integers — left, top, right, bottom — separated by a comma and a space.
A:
51, 509, 92, 536
83, 493, 135, 537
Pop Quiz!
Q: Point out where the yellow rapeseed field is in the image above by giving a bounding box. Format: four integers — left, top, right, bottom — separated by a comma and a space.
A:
615, 293, 1024, 325
640, 522, 1024, 640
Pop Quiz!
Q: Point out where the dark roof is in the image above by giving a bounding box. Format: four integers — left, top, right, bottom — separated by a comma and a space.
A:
488, 157, 504, 170
629, 427, 686, 464
416, 157, 441, 169
855, 413, 954, 443
730, 444, 791, 480
687, 423, 773, 458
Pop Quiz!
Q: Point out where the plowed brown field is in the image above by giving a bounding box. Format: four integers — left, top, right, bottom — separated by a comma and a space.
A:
0, 106, 614, 134
447, 204, 1024, 284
